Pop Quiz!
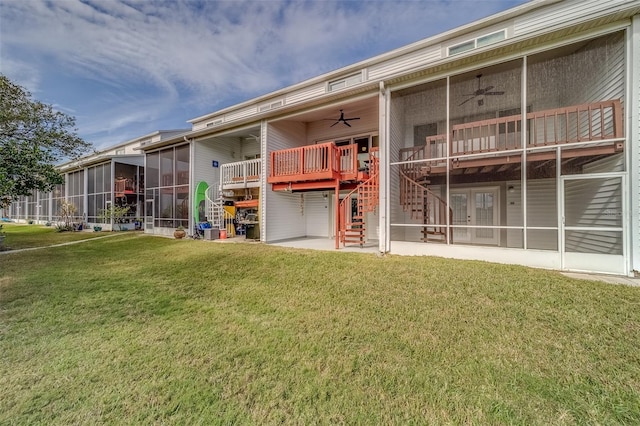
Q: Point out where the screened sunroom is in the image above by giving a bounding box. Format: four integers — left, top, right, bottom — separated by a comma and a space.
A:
389, 30, 626, 274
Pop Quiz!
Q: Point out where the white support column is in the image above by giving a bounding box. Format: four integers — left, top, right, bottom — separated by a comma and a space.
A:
378, 81, 390, 253
189, 138, 195, 236
629, 15, 640, 274
521, 56, 528, 250
83, 166, 89, 225
260, 120, 267, 243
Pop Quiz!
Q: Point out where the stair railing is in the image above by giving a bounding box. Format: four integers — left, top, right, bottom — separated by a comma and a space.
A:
338, 150, 379, 247
204, 185, 225, 230
399, 170, 452, 243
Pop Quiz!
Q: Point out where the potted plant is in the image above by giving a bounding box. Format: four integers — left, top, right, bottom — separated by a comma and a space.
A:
98, 205, 130, 231
174, 225, 186, 239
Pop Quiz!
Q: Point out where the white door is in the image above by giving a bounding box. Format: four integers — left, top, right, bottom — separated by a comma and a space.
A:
145, 199, 154, 231
451, 188, 499, 245
561, 174, 625, 274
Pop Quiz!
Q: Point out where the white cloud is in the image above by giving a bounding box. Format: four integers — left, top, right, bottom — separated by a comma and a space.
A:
0, 0, 527, 146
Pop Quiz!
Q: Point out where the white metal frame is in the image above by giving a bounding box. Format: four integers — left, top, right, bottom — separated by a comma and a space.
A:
560, 172, 626, 275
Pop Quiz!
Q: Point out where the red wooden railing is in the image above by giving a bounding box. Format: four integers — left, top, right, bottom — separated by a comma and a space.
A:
338, 149, 379, 247
268, 142, 337, 183
268, 141, 363, 183
401, 99, 623, 162
451, 99, 623, 156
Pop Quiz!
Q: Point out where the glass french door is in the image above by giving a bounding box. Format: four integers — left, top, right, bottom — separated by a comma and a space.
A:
561, 174, 625, 274
450, 188, 499, 245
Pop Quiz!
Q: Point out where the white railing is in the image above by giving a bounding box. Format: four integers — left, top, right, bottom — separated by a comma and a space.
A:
221, 159, 261, 188
205, 186, 224, 229
204, 185, 236, 236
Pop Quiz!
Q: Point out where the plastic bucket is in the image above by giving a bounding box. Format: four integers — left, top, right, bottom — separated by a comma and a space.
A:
219, 229, 227, 239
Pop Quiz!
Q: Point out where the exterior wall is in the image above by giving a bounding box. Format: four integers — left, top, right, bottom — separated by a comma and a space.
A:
265, 121, 307, 242
193, 136, 239, 194
306, 101, 378, 143
368, 46, 441, 81
388, 94, 406, 242
513, 0, 632, 37
304, 192, 329, 238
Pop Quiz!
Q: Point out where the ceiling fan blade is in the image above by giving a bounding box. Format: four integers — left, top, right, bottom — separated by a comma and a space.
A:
343, 117, 360, 121
330, 121, 339, 127
485, 91, 505, 96
344, 121, 352, 127
458, 96, 475, 106
483, 86, 495, 92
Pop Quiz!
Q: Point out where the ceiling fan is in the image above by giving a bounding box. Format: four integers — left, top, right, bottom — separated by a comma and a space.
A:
325, 109, 360, 127
459, 74, 504, 106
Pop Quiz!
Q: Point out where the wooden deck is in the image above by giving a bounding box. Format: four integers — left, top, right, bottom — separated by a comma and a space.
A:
221, 159, 261, 189
268, 142, 365, 190
400, 99, 624, 177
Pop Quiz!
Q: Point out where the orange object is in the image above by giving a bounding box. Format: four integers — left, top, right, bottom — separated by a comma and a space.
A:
219, 229, 227, 239
234, 199, 259, 208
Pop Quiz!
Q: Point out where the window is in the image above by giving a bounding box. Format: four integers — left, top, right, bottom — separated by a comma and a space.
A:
328, 72, 363, 92
477, 30, 506, 48
258, 100, 283, 112
206, 119, 224, 127
448, 29, 506, 56
449, 40, 475, 56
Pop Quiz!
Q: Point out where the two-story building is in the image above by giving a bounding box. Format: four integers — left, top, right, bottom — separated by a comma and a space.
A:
139, 0, 639, 276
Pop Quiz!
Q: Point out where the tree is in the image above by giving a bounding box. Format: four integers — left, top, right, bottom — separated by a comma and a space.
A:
0, 75, 92, 208
58, 199, 77, 231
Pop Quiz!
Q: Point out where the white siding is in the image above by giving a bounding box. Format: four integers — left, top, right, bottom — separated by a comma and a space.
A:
514, 0, 630, 37
240, 137, 261, 159
389, 94, 407, 241
368, 46, 442, 81
561, 31, 626, 107
506, 180, 523, 248
265, 121, 308, 242
526, 178, 558, 251
226, 105, 258, 122
305, 192, 330, 237
286, 84, 327, 105
193, 137, 240, 192
564, 177, 623, 254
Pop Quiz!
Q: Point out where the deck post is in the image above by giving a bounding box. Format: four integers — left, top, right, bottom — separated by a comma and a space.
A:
335, 181, 340, 249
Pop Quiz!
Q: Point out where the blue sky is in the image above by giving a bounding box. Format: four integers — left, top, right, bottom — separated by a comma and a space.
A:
1, 0, 528, 151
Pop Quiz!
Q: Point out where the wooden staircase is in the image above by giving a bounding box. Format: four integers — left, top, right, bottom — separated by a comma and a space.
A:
399, 148, 452, 243
339, 151, 379, 247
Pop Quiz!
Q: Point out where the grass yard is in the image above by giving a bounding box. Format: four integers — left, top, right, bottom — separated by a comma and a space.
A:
1, 233, 639, 424
0, 223, 110, 250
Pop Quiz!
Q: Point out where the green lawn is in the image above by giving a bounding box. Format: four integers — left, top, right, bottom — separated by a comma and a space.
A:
1, 233, 639, 424
0, 223, 110, 250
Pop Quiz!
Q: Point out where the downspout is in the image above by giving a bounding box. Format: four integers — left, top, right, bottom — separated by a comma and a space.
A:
627, 15, 639, 275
